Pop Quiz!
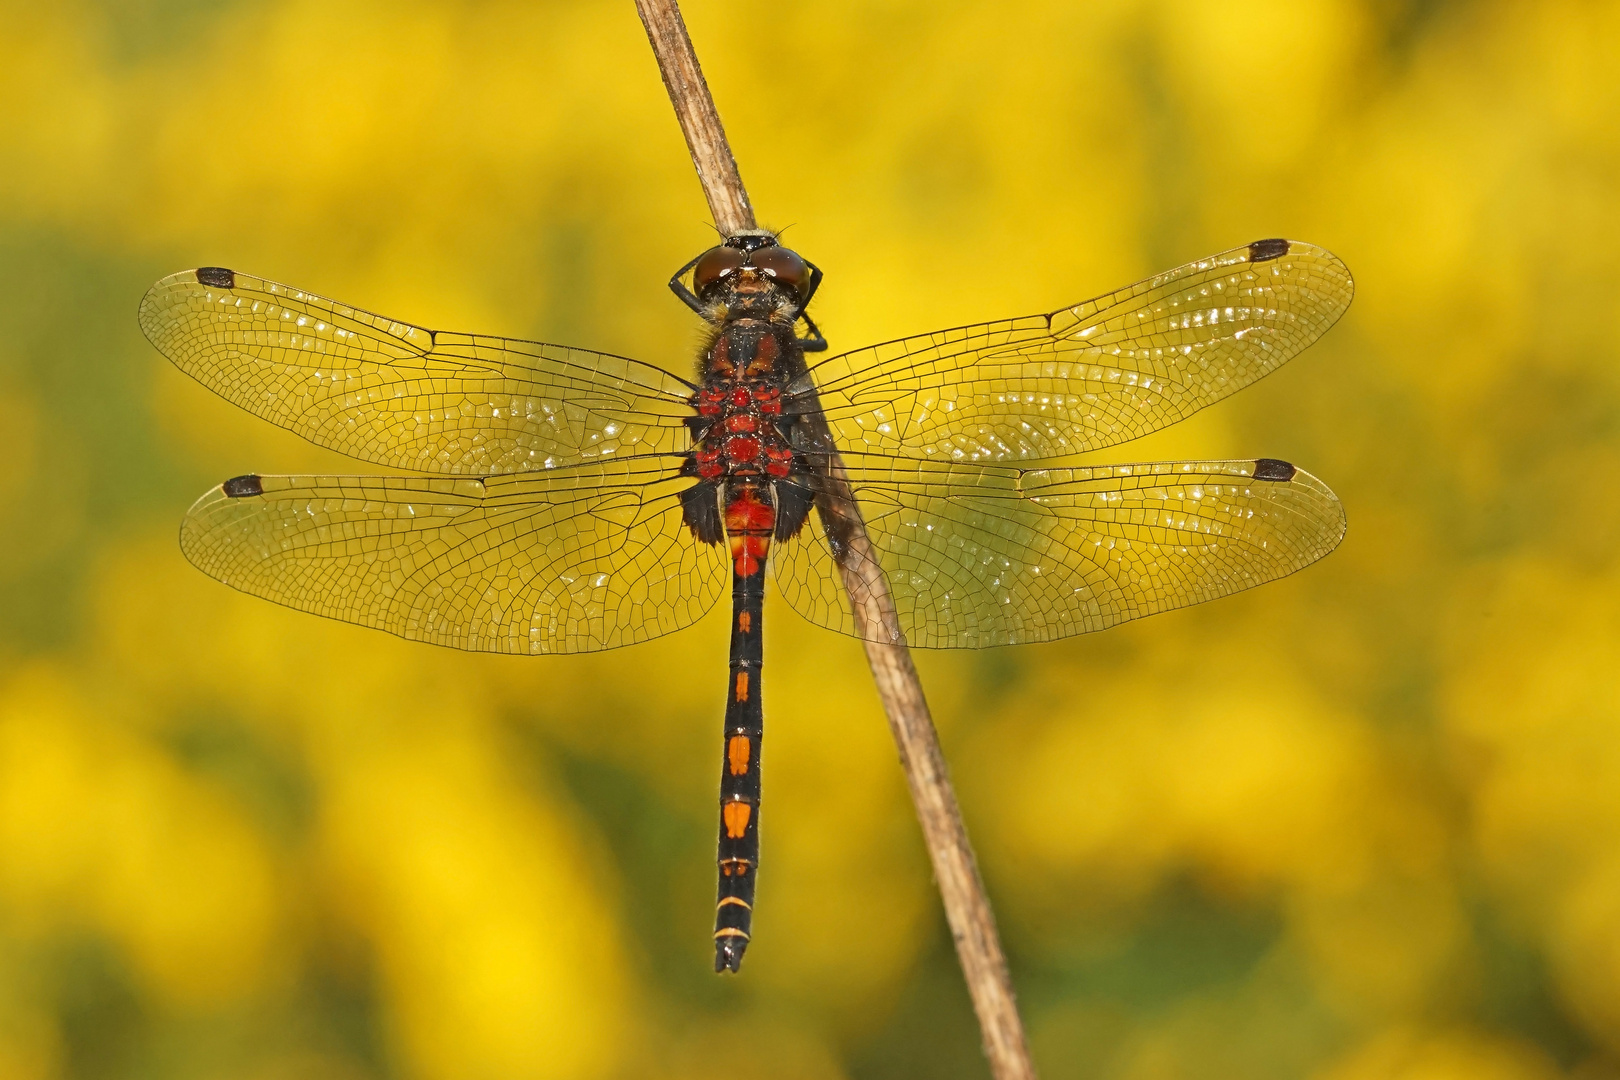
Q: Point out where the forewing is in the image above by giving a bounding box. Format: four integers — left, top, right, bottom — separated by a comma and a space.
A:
141, 268, 696, 474
181, 460, 725, 654
773, 456, 1345, 649
789, 240, 1352, 462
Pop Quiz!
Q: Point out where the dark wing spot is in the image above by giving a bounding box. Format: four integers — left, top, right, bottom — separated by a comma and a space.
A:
1247, 239, 1290, 263
222, 474, 264, 498
196, 266, 236, 288
1252, 458, 1296, 482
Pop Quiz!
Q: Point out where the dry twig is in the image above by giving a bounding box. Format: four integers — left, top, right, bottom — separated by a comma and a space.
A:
633, 2, 1037, 1077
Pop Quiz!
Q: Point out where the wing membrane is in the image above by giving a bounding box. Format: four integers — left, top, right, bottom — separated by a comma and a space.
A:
141, 269, 696, 474
181, 459, 725, 654
773, 456, 1345, 649
789, 240, 1352, 463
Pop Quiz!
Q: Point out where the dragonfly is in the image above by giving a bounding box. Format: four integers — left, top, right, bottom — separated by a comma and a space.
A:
139, 233, 1352, 973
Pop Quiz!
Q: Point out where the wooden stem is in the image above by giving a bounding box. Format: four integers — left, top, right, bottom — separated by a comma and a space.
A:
821, 456, 1039, 1080
633, 0, 755, 234
633, 3, 1038, 1077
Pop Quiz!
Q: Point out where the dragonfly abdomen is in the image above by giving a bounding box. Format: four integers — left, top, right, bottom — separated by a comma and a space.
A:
714, 479, 774, 972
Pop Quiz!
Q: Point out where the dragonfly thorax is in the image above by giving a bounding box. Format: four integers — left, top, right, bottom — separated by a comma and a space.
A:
680, 316, 817, 549
689, 379, 793, 483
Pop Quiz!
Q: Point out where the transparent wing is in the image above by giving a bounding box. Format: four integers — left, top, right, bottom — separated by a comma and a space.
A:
772, 455, 1345, 649
181, 459, 725, 654
141, 268, 696, 474
788, 240, 1352, 463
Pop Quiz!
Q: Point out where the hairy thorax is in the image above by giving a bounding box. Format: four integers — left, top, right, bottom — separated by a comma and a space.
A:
680, 316, 816, 549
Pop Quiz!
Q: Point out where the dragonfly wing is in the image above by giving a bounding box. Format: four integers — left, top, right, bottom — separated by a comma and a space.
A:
181, 459, 725, 654
772, 455, 1345, 649
141, 268, 696, 474
788, 240, 1352, 462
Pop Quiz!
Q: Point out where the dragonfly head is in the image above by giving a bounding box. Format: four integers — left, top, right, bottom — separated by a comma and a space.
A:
690, 232, 814, 324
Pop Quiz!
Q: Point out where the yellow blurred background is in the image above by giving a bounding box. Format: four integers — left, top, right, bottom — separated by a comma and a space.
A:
2, 0, 1618, 1077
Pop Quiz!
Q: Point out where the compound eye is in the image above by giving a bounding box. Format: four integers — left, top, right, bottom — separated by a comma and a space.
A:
692, 246, 746, 294
749, 246, 810, 299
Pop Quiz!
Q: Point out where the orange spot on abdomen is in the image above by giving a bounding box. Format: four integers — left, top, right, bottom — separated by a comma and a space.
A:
738, 611, 752, 634
728, 735, 751, 775
723, 801, 753, 838
734, 671, 749, 702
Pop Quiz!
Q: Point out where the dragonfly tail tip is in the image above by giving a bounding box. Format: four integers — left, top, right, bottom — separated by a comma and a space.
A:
714, 939, 748, 974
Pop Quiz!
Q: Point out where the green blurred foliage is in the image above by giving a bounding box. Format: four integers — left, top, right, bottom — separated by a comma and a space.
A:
1, 0, 1618, 1077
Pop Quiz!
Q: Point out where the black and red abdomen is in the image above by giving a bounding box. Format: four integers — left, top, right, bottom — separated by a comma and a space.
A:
724, 484, 774, 577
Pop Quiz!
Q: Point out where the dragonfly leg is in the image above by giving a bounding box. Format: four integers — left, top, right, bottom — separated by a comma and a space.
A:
668, 252, 706, 317
796, 309, 828, 352
796, 261, 827, 351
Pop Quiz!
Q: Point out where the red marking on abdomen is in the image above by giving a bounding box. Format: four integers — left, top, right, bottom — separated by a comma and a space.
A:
728, 533, 769, 576
725, 487, 775, 531
724, 486, 775, 576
